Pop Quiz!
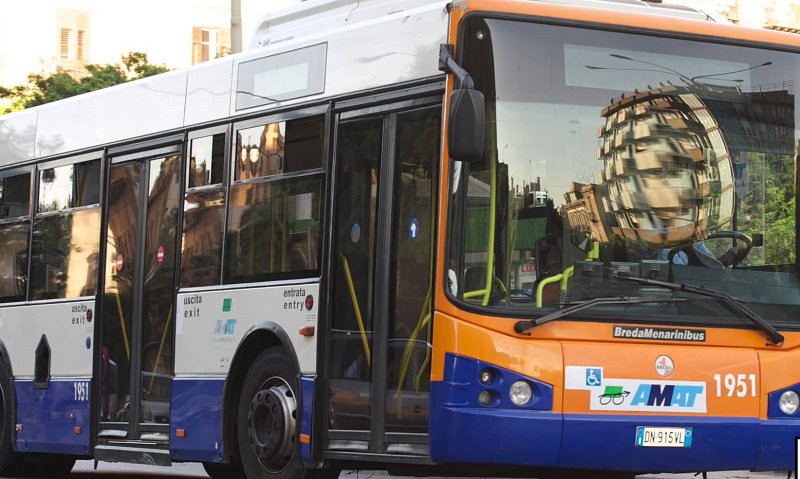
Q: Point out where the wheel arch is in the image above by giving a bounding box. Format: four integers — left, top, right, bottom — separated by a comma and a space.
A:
221, 321, 300, 464
0, 340, 16, 453
0, 342, 13, 379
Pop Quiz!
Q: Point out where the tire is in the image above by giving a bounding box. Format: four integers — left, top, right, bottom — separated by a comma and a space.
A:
0, 363, 21, 476
203, 461, 246, 479
237, 348, 339, 479
18, 454, 75, 478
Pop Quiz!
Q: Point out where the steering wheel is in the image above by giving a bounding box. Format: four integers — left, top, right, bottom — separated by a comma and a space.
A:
668, 231, 753, 268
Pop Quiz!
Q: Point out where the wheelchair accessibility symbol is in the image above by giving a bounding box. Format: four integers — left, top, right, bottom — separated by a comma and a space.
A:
585, 368, 602, 387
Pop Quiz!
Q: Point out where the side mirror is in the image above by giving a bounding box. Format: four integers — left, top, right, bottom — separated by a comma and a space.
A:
448, 88, 485, 163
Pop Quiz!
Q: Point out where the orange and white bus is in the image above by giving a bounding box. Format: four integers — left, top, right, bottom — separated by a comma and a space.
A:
0, 0, 798, 478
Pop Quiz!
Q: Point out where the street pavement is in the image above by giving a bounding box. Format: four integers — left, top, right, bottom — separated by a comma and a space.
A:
4, 460, 782, 479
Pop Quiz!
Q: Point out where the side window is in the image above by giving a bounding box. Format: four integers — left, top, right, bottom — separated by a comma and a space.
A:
0, 172, 31, 303
234, 116, 323, 181
181, 131, 227, 287
224, 115, 325, 284
187, 133, 225, 189
30, 158, 101, 300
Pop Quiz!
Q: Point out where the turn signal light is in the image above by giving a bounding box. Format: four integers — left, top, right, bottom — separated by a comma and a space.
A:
299, 326, 315, 337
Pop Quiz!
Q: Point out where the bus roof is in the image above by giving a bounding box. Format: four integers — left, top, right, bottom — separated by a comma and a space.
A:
250, 0, 714, 49
0, 0, 791, 169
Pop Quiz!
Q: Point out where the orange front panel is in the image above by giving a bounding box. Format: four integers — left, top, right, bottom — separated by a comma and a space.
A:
432, 311, 563, 411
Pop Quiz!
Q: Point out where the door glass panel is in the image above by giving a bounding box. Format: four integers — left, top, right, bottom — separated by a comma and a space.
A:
181, 188, 225, 288
386, 107, 440, 432
0, 222, 29, 303
101, 162, 139, 423
139, 156, 180, 425
30, 208, 101, 300
329, 117, 382, 430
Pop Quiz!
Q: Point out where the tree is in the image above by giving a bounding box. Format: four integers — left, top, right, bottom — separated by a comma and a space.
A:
0, 52, 169, 114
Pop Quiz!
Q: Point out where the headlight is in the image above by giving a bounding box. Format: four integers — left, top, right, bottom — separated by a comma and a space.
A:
509, 380, 532, 406
479, 369, 493, 385
779, 390, 799, 415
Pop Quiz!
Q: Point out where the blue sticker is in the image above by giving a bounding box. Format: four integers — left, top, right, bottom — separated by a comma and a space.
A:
85, 337, 92, 349
585, 368, 602, 387
350, 223, 361, 243
409, 218, 421, 239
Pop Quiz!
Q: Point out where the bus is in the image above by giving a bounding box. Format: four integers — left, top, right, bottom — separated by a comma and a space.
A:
0, 0, 798, 477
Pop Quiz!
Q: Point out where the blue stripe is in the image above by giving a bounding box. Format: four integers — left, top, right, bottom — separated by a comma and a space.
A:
429, 354, 560, 466
15, 379, 91, 455
170, 377, 225, 462
560, 414, 758, 472
562, 415, 800, 471
299, 376, 315, 467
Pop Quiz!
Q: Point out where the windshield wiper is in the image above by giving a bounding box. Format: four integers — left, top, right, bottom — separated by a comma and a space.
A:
613, 275, 784, 346
514, 296, 686, 335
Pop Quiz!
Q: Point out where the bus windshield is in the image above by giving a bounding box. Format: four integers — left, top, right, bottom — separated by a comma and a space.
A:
447, 17, 800, 327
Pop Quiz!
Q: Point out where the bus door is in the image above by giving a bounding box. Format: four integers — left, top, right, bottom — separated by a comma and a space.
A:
96, 145, 181, 458
326, 99, 441, 456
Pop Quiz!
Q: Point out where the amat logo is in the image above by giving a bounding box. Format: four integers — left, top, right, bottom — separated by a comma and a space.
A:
588, 379, 706, 413
214, 319, 237, 343
630, 384, 703, 408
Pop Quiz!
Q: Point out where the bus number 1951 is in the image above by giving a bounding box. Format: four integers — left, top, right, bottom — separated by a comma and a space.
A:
73, 381, 90, 402
714, 373, 756, 398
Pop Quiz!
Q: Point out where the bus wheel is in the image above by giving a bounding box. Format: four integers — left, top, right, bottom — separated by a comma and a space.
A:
19, 454, 76, 478
203, 461, 246, 479
238, 348, 339, 479
0, 364, 21, 476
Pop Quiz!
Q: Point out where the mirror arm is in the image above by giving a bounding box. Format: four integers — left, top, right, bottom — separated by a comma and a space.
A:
439, 44, 475, 90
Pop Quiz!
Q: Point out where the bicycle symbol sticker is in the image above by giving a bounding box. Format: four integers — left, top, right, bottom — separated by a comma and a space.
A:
598, 385, 630, 405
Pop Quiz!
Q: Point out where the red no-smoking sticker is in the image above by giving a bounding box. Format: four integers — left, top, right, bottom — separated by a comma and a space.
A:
157, 246, 165, 263
116, 255, 124, 271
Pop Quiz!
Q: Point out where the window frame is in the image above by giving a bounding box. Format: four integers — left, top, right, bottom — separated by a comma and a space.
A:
231, 105, 329, 185
186, 124, 231, 193
221, 106, 329, 286
35, 154, 101, 217
0, 167, 33, 225
0, 167, 34, 304
29, 152, 103, 302
179, 125, 231, 288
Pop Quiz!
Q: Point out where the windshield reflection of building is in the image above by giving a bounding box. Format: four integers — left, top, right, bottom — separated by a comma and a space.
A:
563, 82, 785, 250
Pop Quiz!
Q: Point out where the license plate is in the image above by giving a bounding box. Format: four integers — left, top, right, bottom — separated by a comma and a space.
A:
635, 426, 693, 447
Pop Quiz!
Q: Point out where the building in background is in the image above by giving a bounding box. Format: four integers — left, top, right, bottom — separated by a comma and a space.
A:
0, 0, 232, 88
661, 0, 800, 30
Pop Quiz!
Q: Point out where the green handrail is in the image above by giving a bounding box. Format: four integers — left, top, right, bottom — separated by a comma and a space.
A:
339, 253, 371, 367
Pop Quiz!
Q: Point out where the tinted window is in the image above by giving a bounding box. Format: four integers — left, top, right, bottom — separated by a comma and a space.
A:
29, 208, 101, 300
181, 188, 225, 287
188, 133, 225, 189
0, 173, 30, 219
0, 222, 29, 303
38, 160, 100, 213
449, 18, 800, 326
224, 175, 323, 284
234, 116, 323, 181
